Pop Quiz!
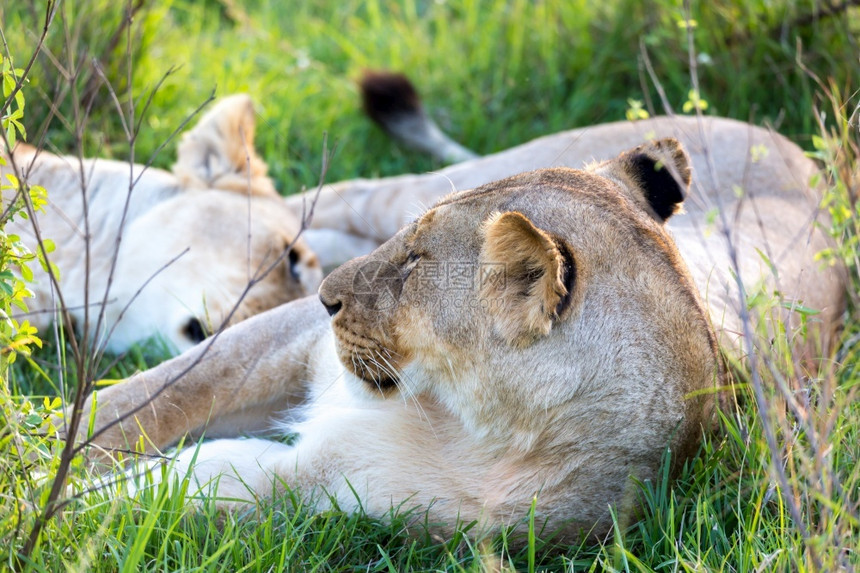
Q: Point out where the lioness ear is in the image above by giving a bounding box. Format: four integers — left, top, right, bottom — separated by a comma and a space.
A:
480, 211, 576, 348
173, 94, 278, 197
592, 138, 691, 223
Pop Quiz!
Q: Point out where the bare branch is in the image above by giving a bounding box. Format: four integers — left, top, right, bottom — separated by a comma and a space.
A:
638, 38, 674, 117
0, 0, 58, 119
78, 0, 147, 113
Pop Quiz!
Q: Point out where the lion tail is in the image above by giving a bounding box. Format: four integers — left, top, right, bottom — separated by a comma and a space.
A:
359, 70, 478, 164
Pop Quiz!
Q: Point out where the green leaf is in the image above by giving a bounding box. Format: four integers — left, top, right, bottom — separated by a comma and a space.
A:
15, 85, 25, 110
755, 248, 777, 277
11, 297, 29, 313
808, 172, 822, 189
811, 134, 826, 150
705, 208, 719, 226
2, 73, 14, 98
780, 301, 820, 316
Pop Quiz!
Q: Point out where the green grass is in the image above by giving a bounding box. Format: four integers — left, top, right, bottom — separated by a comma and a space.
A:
4, 0, 856, 186
2, 0, 859, 570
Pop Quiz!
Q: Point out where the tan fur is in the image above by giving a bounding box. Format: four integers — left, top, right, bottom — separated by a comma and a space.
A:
293, 116, 845, 359
75, 141, 726, 544
1, 95, 321, 353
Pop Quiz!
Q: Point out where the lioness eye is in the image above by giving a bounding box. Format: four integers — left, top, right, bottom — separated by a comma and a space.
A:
288, 248, 301, 281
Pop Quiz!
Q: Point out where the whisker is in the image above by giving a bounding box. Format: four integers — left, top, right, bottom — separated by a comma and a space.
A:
374, 350, 433, 430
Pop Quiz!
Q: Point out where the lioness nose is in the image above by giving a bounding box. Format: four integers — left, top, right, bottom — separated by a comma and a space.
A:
319, 294, 342, 317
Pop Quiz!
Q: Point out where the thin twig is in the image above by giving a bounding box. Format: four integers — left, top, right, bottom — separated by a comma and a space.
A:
0, 1, 58, 119
639, 38, 674, 117
78, 0, 147, 112
682, 0, 819, 567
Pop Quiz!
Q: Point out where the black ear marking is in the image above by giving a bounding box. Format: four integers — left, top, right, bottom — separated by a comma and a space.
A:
611, 138, 691, 223
553, 241, 576, 318
627, 152, 686, 222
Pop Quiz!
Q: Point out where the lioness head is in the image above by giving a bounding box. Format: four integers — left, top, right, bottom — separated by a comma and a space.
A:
3, 94, 324, 354
320, 139, 718, 488
93, 95, 321, 353
103, 191, 321, 353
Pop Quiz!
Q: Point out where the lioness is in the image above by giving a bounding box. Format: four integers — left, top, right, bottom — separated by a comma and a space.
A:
68, 71, 844, 540
72, 115, 843, 541
2, 95, 322, 353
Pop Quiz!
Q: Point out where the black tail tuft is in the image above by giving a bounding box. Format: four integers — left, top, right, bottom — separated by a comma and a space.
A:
359, 70, 424, 131
357, 70, 478, 163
